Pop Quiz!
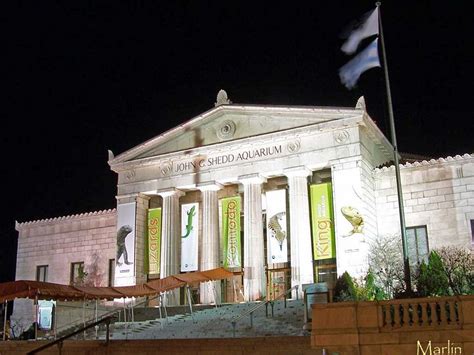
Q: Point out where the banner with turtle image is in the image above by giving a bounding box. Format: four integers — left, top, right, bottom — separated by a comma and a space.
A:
181, 202, 199, 272
147, 208, 162, 275
221, 196, 241, 268
265, 189, 288, 264
310, 183, 336, 260
115, 202, 136, 286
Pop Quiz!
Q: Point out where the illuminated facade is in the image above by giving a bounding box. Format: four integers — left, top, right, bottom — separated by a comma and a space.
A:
14, 94, 474, 311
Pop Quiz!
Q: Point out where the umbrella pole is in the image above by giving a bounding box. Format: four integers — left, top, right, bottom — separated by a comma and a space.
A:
3, 301, 7, 341
54, 302, 57, 340
186, 285, 193, 318
158, 295, 163, 328
212, 282, 218, 309
95, 299, 98, 339
34, 296, 38, 341
82, 299, 86, 340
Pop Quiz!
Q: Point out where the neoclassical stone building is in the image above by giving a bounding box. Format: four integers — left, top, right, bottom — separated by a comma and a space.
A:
14, 93, 474, 309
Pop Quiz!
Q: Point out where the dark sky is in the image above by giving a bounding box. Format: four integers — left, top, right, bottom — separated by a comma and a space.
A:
1, 1, 472, 283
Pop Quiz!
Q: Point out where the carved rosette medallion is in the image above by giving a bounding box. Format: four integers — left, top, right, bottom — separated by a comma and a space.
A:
334, 130, 350, 144
160, 161, 172, 176
286, 139, 301, 153
216, 120, 236, 140
125, 169, 136, 180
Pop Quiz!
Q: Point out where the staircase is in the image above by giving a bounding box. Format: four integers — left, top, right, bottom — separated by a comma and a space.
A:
103, 299, 308, 340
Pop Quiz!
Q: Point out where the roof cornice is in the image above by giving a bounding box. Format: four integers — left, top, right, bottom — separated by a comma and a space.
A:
15, 208, 116, 231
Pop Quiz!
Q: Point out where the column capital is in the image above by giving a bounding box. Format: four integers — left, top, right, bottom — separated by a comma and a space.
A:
197, 181, 223, 192
284, 166, 312, 178
156, 188, 185, 198
238, 173, 267, 185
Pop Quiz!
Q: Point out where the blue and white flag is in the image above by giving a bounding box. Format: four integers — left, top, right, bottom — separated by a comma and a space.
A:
341, 8, 379, 55
339, 38, 380, 89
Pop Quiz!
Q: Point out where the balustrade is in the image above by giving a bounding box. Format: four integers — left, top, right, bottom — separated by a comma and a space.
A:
379, 296, 462, 330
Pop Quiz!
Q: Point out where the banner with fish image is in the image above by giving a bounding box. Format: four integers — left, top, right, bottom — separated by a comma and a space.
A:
265, 189, 288, 264
181, 202, 199, 272
310, 183, 336, 260
147, 208, 162, 275
115, 202, 136, 286
221, 196, 241, 268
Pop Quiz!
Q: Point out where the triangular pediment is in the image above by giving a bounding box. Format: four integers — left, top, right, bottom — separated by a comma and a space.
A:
109, 103, 362, 166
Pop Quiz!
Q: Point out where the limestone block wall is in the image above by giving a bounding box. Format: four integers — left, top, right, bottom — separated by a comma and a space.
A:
374, 154, 474, 250
12, 209, 117, 334
15, 209, 117, 285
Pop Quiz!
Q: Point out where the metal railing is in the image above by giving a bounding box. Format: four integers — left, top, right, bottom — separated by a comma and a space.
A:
230, 285, 299, 337
27, 292, 169, 353
27, 316, 113, 355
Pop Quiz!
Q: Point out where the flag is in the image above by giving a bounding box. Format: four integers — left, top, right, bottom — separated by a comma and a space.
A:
341, 7, 379, 55
339, 38, 380, 89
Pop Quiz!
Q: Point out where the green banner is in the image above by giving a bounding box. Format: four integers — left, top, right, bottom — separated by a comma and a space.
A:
221, 196, 241, 268
310, 183, 336, 260
147, 208, 162, 274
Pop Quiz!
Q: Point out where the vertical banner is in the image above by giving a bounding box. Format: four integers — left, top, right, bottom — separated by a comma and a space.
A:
310, 183, 336, 260
37, 300, 55, 330
266, 189, 288, 264
147, 208, 162, 275
221, 196, 241, 268
115, 202, 136, 286
181, 203, 199, 272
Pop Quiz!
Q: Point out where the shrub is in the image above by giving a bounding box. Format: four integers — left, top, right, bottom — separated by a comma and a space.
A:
415, 251, 450, 297
333, 271, 387, 302
333, 271, 357, 302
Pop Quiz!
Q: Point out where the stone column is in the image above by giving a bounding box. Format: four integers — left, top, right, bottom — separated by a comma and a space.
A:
284, 166, 314, 298
239, 174, 267, 301
198, 182, 222, 304
158, 188, 184, 306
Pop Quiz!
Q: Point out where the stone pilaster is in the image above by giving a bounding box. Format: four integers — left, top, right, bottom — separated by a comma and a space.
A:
198, 182, 222, 304
158, 188, 184, 306
239, 174, 267, 301
284, 166, 314, 298
135, 194, 150, 286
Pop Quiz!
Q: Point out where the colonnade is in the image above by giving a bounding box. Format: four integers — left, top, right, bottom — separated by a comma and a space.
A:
156, 167, 315, 304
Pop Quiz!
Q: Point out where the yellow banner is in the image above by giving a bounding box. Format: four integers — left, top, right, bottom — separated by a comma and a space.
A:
310, 183, 336, 260
147, 208, 162, 274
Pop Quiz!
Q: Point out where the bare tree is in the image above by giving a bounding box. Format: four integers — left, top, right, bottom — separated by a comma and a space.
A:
84, 252, 104, 287
368, 234, 405, 297
436, 246, 474, 295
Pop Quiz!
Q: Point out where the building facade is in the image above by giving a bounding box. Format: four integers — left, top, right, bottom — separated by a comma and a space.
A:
14, 95, 474, 311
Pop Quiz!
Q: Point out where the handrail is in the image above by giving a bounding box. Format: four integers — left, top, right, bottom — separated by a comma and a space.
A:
230, 285, 299, 337
27, 316, 113, 354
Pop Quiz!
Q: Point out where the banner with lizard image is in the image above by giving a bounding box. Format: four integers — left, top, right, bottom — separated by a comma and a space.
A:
266, 189, 288, 264
181, 202, 199, 272
221, 196, 241, 268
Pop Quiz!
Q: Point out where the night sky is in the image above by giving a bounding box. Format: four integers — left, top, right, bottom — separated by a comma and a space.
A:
2, 2, 472, 283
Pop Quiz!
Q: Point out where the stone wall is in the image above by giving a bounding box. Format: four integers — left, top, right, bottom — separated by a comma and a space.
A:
311, 295, 474, 355
15, 209, 116, 284
12, 209, 116, 334
374, 154, 474, 250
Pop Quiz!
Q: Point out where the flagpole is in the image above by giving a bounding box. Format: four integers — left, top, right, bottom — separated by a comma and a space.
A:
375, 2, 412, 294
